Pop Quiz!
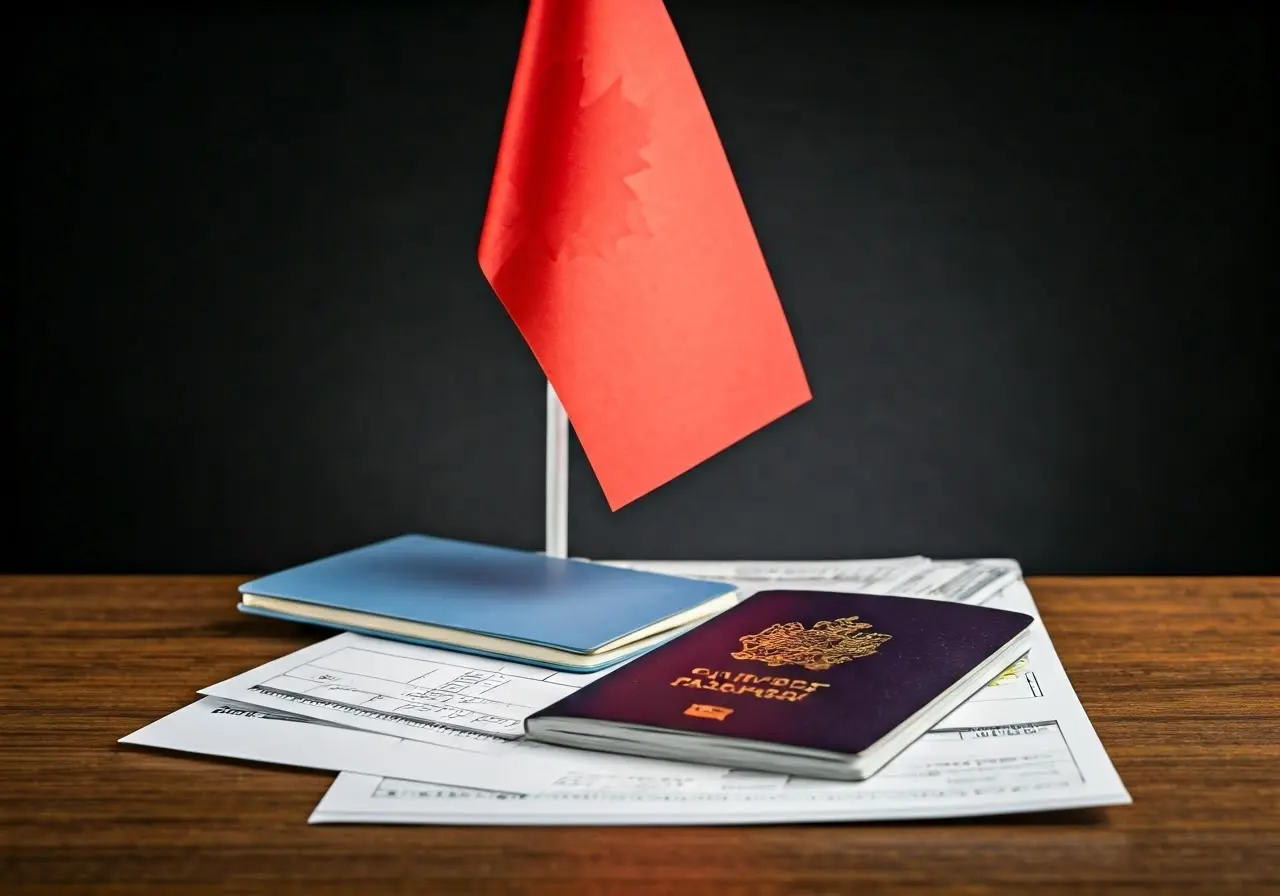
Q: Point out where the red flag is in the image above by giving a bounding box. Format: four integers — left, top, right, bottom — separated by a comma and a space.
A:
479, 0, 811, 509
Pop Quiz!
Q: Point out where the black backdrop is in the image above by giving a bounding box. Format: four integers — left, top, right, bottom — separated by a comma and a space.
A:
10, 3, 1277, 574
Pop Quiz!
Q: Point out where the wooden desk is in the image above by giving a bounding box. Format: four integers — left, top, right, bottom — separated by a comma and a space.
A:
1, 576, 1276, 893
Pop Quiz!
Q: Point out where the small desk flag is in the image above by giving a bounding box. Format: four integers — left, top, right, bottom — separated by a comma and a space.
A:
479, 0, 811, 509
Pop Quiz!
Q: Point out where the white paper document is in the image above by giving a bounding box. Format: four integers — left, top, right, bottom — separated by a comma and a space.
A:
196, 632, 745, 786
304, 571, 1130, 824
201, 633, 616, 739
601, 555, 1018, 605
312, 719, 1107, 824
121, 697, 734, 795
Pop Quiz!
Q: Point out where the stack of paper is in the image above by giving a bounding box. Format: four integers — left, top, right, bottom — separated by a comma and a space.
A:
121, 557, 1130, 824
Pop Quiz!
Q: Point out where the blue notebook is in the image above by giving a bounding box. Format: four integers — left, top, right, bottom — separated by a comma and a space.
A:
237, 534, 737, 672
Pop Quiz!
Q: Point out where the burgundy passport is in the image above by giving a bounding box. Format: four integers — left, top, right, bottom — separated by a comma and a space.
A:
525, 590, 1034, 779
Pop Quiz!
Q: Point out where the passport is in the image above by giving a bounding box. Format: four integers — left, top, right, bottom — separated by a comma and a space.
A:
236, 534, 735, 672
525, 589, 1034, 779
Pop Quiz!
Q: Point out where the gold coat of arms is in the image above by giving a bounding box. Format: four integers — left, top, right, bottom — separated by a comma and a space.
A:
732, 617, 892, 671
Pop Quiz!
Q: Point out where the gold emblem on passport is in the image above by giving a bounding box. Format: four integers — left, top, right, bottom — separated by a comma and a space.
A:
732, 617, 892, 671
684, 704, 734, 721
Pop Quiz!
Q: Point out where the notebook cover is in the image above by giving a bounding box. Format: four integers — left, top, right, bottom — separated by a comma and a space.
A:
527, 590, 1034, 756
237, 534, 733, 655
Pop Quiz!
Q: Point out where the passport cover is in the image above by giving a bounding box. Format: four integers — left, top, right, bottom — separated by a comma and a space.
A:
236, 534, 733, 655
528, 590, 1034, 756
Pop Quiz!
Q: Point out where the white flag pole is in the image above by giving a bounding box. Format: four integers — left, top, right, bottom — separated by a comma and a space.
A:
545, 381, 569, 558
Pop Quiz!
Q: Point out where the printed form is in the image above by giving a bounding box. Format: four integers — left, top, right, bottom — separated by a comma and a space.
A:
204, 635, 613, 738
121, 697, 732, 795
307, 575, 1130, 824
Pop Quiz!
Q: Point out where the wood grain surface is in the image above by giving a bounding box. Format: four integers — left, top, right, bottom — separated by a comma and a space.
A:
1, 576, 1277, 894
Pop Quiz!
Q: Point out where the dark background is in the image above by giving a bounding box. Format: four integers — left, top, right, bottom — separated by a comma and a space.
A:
9, 2, 1277, 575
